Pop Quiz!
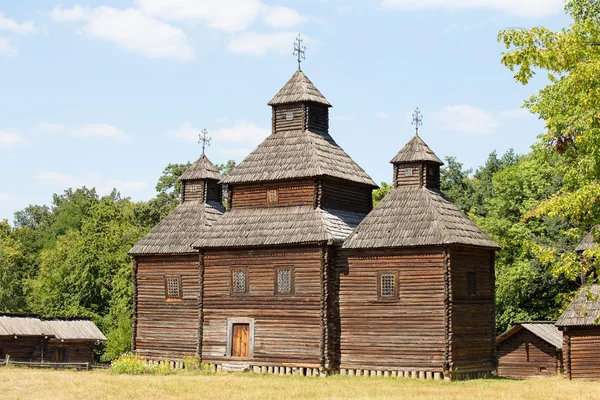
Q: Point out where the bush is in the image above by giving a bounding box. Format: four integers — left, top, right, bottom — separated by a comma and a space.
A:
111, 352, 214, 375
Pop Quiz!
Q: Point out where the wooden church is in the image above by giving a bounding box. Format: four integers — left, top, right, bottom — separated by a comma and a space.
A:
129, 46, 499, 379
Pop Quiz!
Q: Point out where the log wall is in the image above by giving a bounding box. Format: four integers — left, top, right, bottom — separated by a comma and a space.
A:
182, 180, 205, 202
230, 180, 315, 209
565, 326, 600, 380
202, 247, 325, 367
47, 340, 95, 363
0, 337, 43, 362
134, 254, 201, 359
497, 330, 560, 378
393, 162, 440, 190
273, 103, 304, 133
448, 246, 496, 377
338, 247, 447, 372
319, 178, 373, 214
306, 104, 329, 134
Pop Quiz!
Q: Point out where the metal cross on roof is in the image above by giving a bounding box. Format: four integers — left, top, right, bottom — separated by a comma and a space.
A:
198, 129, 211, 155
412, 107, 423, 136
293, 34, 306, 71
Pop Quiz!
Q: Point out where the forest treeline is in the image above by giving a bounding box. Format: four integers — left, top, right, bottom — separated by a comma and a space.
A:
2, 0, 599, 360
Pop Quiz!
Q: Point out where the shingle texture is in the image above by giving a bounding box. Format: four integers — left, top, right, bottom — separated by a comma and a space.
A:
268, 70, 331, 107
496, 322, 562, 349
556, 284, 600, 327
390, 135, 444, 165
129, 200, 225, 255
576, 226, 598, 252
0, 316, 106, 341
180, 155, 223, 181
193, 206, 366, 248
221, 130, 376, 187
343, 186, 499, 249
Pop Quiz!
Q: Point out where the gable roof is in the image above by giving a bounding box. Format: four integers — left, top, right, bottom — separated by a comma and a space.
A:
496, 321, 562, 350
0, 315, 106, 341
180, 154, 223, 181
268, 70, 331, 107
221, 130, 377, 187
193, 206, 366, 248
129, 200, 225, 256
556, 284, 600, 327
390, 135, 443, 165
342, 186, 499, 249
576, 225, 599, 252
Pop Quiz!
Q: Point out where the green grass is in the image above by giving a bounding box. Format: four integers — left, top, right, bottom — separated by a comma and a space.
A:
1, 368, 599, 400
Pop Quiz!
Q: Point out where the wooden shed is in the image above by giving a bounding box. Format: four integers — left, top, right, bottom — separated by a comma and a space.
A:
496, 322, 562, 378
0, 315, 106, 363
556, 284, 600, 380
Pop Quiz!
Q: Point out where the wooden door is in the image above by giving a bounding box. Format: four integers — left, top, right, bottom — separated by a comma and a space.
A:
231, 324, 249, 357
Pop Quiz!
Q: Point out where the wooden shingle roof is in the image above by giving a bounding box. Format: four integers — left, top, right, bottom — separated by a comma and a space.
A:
342, 186, 499, 249
0, 315, 106, 341
129, 200, 225, 256
268, 70, 331, 107
180, 154, 223, 181
496, 321, 562, 349
193, 206, 366, 248
390, 135, 444, 165
576, 225, 598, 252
221, 130, 377, 187
556, 285, 600, 327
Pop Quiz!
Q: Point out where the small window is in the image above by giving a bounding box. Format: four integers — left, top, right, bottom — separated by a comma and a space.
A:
286, 111, 293, 121
189, 184, 198, 192
232, 268, 248, 294
267, 189, 278, 205
275, 267, 293, 294
404, 168, 413, 176
378, 272, 398, 299
467, 271, 477, 297
165, 276, 182, 300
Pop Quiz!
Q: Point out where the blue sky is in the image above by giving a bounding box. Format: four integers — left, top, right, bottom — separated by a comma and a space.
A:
0, 0, 570, 221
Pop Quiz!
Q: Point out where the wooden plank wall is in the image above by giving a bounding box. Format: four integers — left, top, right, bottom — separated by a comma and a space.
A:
567, 327, 600, 380
497, 330, 560, 378
424, 163, 440, 190
0, 337, 43, 361
319, 178, 373, 214
449, 246, 496, 376
206, 180, 223, 203
182, 180, 205, 202
134, 254, 201, 359
338, 247, 447, 372
230, 180, 315, 209
273, 103, 304, 133
393, 163, 423, 188
47, 340, 95, 363
306, 104, 329, 134
202, 247, 323, 367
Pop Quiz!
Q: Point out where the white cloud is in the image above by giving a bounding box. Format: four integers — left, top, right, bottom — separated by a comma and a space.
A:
49, 6, 194, 61
376, 111, 389, 119
0, 131, 27, 147
228, 31, 305, 56
381, 0, 564, 18
434, 105, 498, 134
37, 122, 66, 132
0, 37, 16, 56
35, 171, 147, 193
262, 6, 308, 28
168, 122, 199, 142
135, 0, 262, 33
501, 108, 530, 119
0, 12, 36, 35
76, 123, 131, 141
169, 121, 270, 146
0, 194, 14, 201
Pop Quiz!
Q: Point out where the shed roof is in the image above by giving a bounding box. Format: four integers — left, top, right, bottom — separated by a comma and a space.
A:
496, 321, 562, 350
0, 315, 106, 341
180, 154, 223, 181
193, 206, 366, 248
221, 130, 376, 187
268, 70, 331, 107
576, 225, 598, 252
342, 186, 499, 249
390, 135, 444, 165
556, 284, 600, 327
129, 200, 225, 256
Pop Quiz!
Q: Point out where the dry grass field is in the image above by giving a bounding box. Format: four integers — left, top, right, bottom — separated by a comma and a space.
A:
1, 368, 600, 400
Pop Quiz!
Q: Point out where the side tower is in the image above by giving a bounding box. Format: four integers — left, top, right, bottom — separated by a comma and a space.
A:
341, 122, 499, 380
128, 155, 225, 359
193, 64, 377, 374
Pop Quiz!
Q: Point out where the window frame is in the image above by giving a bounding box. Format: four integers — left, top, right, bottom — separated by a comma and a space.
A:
164, 275, 182, 301
274, 266, 295, 295
404, 168, 413, 176
231, 267, 249, 295
377, 271, 399, 301
466, 271, 477, 297
266, 188, 279, 205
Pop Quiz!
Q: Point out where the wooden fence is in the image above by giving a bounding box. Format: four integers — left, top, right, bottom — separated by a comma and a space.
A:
0, 356, 108, 371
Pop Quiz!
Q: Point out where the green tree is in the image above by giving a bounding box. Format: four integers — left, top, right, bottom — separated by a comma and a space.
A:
372, 182, 392, 207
